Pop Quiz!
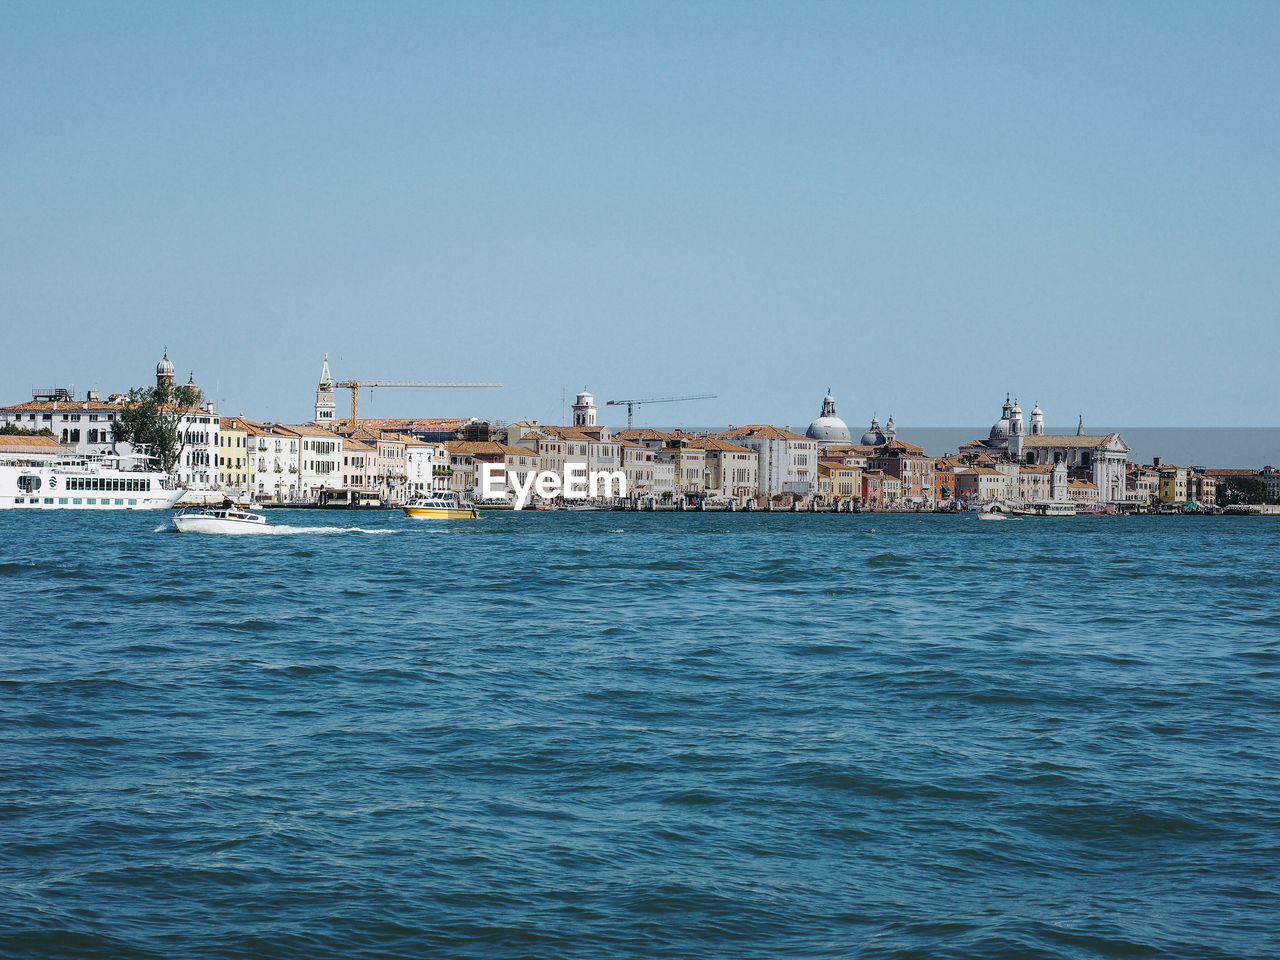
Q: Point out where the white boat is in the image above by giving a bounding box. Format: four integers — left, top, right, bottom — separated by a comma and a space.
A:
0, 450, 184, 510
977, 511, 1007, 522
172, 506, 270, 533
1010, 501, 1077, 517
565, 503, 611, 511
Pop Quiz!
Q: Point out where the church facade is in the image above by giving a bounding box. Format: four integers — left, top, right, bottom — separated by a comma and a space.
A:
959, 395, 1129, 504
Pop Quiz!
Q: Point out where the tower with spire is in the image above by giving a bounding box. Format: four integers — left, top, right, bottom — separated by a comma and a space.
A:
156, 349, 175, 390
315, 354, 336, 423
1030, 402, 1044, 436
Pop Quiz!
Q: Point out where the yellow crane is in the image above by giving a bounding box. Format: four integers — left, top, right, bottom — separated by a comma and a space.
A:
331, 379, 502, 428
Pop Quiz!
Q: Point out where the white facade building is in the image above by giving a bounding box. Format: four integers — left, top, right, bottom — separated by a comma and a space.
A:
719, 425, 818, 498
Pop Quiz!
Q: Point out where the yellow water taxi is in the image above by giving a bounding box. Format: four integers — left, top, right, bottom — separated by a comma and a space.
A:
403, 491, 479, 520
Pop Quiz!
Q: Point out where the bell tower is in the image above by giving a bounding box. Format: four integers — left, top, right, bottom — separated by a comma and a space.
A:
315, 354, 336, 424
572, 390, 596, 427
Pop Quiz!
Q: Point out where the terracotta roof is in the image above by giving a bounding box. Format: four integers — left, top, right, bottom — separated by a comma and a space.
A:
1019, 433, 1125, 450
0, 435, 65, 453
541, 426, 615, 442
443, 440, 530, 457
690, 435, 754, 453
719, 424, 812, 442
286, 424, 343, 438
1, 399, 120, 412
614, 428, 674, 442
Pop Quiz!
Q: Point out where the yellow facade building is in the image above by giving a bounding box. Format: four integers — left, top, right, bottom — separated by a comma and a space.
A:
218, 417, 252, 495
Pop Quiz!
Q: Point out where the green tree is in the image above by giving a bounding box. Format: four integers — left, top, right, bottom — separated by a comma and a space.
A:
0, 423, 55, 437
1217, 476, 1267, 507
111, 382, 204, 474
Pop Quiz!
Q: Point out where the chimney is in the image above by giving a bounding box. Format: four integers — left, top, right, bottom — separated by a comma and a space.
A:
1153, 457, 1162, 469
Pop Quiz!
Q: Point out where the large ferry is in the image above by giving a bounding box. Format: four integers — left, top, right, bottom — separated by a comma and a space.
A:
0, 450, 184, 510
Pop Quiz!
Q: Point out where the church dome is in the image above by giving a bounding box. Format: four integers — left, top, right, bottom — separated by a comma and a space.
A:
989, 417, 1011, 442
861, 414, 886, 447
806, 390, 851, 444
156, 351, 174, 378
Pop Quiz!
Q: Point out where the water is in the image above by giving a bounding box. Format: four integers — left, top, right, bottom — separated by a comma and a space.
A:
3, 511, 1279, 959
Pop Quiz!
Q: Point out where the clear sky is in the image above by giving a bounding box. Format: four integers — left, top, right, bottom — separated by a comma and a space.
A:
2, 2, 1277, 429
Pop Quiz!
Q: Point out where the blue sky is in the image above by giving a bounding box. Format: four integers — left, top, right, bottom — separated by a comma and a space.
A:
2, 2, 1277, 428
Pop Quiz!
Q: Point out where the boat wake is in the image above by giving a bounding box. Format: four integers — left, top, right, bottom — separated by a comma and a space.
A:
156, 523, 397, 535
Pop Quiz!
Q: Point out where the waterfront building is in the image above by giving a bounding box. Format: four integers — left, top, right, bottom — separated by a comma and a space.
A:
934, 456, 962, 504
342, 437, 376, 489
953, 467, 1007, 504
1127, 464, 1160, 505
170, 382, 221, 492
245, 423, 301, 502
291, 425, 343, 500
652, 459, 676, 500
805, 390, 853, 447
541, 425, 621, 482
506, 422, 568, 484
619, 442, 656, 501
218, 417, 252, 496
960, 395, 1129, 503
646, 433, 705, 498
2, 390, 124, 458
867, 440, 936, 508
441, 441, 537, 502
718, 425, 818, 498
1189, 471, 1217, 507
1067, 479, 1100, 506
1158, 464, 1189, 504
694, 436, 759, 504
861, 470, 885, 510
880, 474, 903, 505
817, 457, 861, 505
1258, 466, 1280, 500
401, 436, 449, 497
1016, 463, 1054, 504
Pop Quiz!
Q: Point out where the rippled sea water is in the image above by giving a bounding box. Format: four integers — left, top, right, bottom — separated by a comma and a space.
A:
3, 511, 1279, 959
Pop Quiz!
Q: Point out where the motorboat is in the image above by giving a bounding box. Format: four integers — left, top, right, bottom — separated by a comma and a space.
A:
172, 506, 270, 533
403, 491, 478, 519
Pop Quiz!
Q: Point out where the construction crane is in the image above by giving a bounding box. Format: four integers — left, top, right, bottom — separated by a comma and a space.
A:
606, 395, 717, 429
332, 379, 502, 427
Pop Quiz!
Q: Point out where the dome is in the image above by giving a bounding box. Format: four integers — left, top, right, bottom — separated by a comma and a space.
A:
186, 372, 199, 391
1031, 402, 1043, 417
989, 417, 1011, 442
861, 414, 886, 447
807, 416, 851, 444
806, 390, 851, 444
156, 351, 174, 378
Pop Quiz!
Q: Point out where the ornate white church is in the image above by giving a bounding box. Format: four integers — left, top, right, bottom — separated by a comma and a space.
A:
961, 394, 1130, 503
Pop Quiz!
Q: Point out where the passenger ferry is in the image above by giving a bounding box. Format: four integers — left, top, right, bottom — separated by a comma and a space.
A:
403, 491, 478, 520
0, 450, 184, 510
